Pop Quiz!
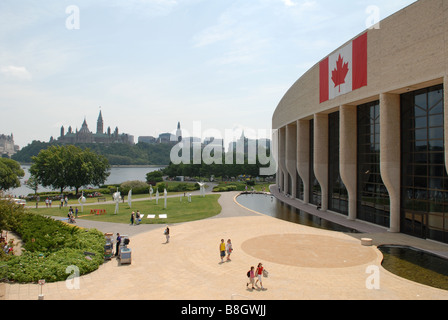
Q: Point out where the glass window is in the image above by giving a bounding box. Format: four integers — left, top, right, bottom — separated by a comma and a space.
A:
401, 84, 448, 244
309, 119, 321, 206
357, 100, 390, 227
328, 111, 348, 215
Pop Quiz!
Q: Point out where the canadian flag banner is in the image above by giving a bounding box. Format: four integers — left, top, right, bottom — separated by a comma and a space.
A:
319, 32, 367, 103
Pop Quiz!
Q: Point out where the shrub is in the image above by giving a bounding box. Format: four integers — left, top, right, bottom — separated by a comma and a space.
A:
0, 202, 104, 283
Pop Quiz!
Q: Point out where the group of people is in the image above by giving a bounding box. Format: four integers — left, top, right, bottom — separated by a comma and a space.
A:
67, 206, 78, 223
219, 239, 267, 291
246, 263, 266, 290
129, 211, 142, 225
219, 239, 233, 263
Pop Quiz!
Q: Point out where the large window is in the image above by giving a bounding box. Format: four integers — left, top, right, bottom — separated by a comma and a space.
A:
309, 119, 321, 206
401, 84, 448, 244
328, 111, 348, 215
357, 101, 390, 227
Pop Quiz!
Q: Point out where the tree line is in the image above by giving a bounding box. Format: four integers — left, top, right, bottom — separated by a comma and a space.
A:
12, 140, 173, 165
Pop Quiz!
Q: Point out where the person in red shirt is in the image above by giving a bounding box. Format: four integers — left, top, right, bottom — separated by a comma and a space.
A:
255, 262, 264, 290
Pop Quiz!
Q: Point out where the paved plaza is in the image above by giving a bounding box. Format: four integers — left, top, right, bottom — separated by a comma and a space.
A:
1, 191, 448, 300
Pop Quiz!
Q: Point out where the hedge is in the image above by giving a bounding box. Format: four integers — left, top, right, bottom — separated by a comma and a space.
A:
0, 200, 104, 283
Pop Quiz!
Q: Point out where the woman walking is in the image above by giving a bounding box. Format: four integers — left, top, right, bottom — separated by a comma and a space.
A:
164, 226, 170, 243
226, 239, 233, 261
255, 262, 265, 290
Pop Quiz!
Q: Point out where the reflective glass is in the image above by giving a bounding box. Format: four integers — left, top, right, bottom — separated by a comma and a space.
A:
401, 84, 447, 244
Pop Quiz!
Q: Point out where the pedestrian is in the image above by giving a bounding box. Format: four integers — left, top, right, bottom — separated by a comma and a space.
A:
135, 210, 140, 225
164, 225, 170, 243
246, 266, 255, 290
219, 239, 226, 263
255, 262, 265, 290
226, 239, 233, 261
130, 212, 135, 225
115, 233, 121, 257
75, 207, 78, 218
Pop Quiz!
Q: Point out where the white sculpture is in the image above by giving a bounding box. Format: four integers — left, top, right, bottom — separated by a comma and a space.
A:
197, 182, 206, 197
78, 191, 86, 212
156, 189, 159, 205
164, 188, 167, 209
128, 189, 132, 208
113, 188, 121, 214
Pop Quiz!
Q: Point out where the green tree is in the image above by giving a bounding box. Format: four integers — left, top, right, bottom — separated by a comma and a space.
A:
30, 145, 110, 194
0, 158, 25, 191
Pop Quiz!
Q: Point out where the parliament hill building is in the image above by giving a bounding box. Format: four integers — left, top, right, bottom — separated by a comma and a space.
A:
272, 0, 448, 244
57, 111, 134, 145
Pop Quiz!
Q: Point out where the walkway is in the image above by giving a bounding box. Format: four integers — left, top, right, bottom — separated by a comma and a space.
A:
2, 191, 448, 300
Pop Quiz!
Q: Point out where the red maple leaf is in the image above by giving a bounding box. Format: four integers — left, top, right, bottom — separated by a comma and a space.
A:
331, 54, 349, 92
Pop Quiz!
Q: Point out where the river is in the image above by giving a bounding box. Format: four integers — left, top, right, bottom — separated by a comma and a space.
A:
7, 165, 165, 197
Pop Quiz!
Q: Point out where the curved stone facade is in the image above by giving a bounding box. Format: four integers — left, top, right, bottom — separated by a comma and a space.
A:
272, 0, 448, 244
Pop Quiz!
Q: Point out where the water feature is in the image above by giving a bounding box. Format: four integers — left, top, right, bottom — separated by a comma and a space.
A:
236, 193, 357, 233
7, 165, 165, 197
237, 193, 448, 291
378, 245, 448, 291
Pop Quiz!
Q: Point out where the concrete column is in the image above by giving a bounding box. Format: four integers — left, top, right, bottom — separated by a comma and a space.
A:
339, 105, 357, 221
285, 123, 297, 198
278, 127, 287, 193
273, 129, 280, 187
380, 93, 401, 233
314, 113, 329, 211
297, 120, 310, 203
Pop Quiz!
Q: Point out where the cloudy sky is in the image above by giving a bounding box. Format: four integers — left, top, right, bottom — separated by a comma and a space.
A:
0, 0, 416, 148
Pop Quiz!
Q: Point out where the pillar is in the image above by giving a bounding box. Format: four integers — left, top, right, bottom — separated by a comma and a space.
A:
278, 127, 287, 193
297, 120, 310, 203
339, 105, 357, 221
380, 93, 401, 233
286, 123, 297, 198
314, 113, 329, 211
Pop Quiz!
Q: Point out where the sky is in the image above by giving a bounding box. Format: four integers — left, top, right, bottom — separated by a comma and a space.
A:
0, 0, 417, 148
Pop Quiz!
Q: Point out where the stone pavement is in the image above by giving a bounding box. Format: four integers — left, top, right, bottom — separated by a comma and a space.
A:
2, 192, 448, 300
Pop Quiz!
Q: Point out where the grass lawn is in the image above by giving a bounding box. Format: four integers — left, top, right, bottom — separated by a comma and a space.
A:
28, 194, 222, 225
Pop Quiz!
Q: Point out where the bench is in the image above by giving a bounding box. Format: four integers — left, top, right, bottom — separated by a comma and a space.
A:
97, 197, 107, 202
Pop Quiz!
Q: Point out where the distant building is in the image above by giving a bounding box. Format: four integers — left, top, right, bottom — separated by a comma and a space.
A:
139, 122, 183, 145
138, 136, 157, 144
57, 111, 134, 145
228, 131, 270, 154
0, 133, 19, 158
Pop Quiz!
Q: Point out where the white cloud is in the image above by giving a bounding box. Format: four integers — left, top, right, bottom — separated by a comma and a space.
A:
280, 0, 297, 7
0, 65, 32, 81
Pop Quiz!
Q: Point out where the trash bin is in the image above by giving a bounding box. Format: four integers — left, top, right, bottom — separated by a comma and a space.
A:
120, 247, 132, 264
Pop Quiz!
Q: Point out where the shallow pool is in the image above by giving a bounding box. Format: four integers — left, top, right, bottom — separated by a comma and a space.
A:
378, 245, 448, 291
236, 193, 357, 233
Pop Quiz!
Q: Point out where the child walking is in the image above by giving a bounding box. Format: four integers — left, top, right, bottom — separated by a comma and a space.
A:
246, 266, 255, 290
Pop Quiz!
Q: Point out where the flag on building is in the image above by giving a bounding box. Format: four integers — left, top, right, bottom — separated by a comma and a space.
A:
319, 32, 367, 103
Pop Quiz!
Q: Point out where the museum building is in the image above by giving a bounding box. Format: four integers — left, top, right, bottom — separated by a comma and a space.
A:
272, 0, 448, 244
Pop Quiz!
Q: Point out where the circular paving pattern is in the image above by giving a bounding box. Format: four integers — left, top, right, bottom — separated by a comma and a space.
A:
241, 233, 378, 268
